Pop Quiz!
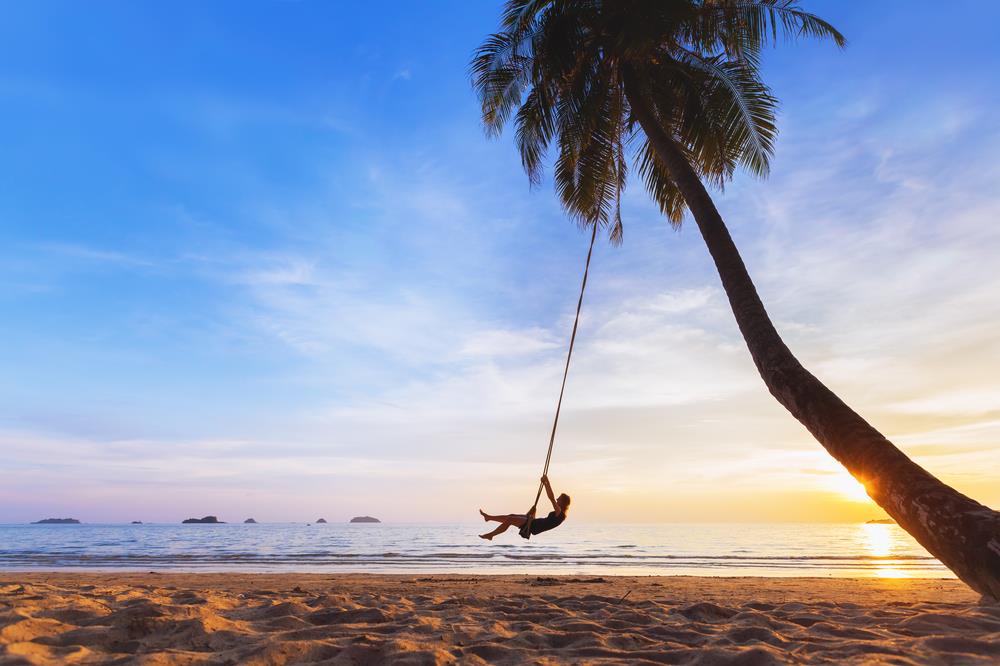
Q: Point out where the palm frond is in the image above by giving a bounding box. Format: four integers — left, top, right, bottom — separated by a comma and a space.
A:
637, 136, 687, 227
700, 0, 846, 58
553, 64, 620, 227
675, 49, 777, 178
514, 84, 557, 185
471, 32, 533, 137
501, 0, 556, 34
608, 130, 628, 246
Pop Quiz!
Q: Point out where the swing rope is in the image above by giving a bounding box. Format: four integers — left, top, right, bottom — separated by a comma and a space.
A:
522, 222, 598, 532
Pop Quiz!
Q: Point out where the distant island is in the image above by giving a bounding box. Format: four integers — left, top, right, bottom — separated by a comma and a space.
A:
244, 518, 257, 524
131, 521, 142, 524
350, 516, 381, 523
32, 518, 80, 524
866, 519, 896, 525
316, 518, 328, 524
182, 516, 224, 524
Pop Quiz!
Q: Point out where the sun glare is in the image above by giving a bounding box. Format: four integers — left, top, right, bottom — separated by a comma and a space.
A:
828, 469, 872, 503
861, 522, 908, 578
862, 522, 891, 557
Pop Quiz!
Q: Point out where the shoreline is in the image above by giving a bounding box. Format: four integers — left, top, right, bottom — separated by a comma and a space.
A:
3, 573, 997, 664
0, 568, 957, 578
0, 567, 978, 584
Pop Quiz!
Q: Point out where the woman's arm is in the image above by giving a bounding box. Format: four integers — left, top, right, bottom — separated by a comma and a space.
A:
542, 475, 559, 512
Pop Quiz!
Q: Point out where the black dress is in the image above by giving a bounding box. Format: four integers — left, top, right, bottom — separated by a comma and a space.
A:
529, 510, 566, 536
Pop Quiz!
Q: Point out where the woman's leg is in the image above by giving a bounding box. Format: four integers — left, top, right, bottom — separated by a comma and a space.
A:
480, 521, 513, 540
478, 514, 528, 540
479, 509, 527, 525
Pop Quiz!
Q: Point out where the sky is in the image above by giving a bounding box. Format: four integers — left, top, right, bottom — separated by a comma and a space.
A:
2, 1, 999, 524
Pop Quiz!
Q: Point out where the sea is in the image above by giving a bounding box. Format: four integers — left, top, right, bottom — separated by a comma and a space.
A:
0, 522, 950, 578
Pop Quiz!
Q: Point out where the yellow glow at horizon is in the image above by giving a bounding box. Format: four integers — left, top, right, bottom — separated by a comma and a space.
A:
827, 469, 872, 503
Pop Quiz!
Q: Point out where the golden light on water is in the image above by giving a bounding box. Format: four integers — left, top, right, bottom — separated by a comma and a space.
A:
861, 522, 908, 578
874, 566, 909, 578
862, 522, 891, 557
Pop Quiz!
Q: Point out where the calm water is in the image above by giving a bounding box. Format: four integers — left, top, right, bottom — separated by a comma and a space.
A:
0, 523, 950, 578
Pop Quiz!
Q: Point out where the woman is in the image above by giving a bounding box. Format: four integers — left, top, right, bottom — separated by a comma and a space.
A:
479, 474, 570, 540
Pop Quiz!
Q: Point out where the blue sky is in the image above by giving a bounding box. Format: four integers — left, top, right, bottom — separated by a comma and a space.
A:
2, 1, 1000, 523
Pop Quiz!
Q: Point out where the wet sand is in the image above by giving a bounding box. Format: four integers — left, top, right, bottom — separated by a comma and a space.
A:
1, 573, 998, 664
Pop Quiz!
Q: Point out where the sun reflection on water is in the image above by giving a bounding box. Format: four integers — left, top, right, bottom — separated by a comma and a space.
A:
861, 522, 908, 578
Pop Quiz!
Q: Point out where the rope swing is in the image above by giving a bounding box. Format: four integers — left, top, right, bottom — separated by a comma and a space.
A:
519, 222, 598, 539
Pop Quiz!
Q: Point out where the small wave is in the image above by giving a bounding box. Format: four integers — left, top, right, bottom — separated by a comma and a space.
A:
495, 553, 937, 562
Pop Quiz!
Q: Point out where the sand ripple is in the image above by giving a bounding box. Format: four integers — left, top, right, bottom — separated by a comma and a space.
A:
0, 574, 997, 664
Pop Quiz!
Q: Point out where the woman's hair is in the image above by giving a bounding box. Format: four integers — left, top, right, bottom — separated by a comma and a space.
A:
557, 493, 571, 512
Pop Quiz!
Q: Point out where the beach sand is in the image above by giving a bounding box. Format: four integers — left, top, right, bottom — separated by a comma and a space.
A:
1, 573, 998, 664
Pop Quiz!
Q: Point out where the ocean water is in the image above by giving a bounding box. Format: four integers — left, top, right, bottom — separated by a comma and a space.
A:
0, 522, 950, 578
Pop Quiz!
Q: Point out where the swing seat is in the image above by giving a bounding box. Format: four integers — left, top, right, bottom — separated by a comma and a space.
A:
518, 507, 536, 540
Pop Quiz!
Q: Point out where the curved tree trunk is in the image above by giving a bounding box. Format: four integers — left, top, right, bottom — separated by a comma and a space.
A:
624, 81, 1000, 601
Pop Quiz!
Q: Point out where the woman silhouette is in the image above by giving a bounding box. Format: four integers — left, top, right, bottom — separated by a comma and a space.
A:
478, 475, 570, 540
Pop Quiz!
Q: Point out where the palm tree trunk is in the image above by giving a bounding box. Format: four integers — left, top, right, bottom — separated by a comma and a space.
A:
624, 81, 1000, 601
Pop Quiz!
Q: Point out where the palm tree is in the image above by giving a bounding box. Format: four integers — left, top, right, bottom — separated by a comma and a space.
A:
472, 0, 1000, 600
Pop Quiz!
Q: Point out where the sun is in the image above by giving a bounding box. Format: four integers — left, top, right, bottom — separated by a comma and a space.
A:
828, 469, 872, 503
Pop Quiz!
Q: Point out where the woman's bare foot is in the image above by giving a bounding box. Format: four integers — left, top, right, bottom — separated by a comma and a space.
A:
479, 509, 489, 522
479, 533, 493, 540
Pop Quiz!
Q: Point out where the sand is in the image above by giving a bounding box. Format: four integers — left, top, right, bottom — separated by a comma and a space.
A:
1, 573, 998, 665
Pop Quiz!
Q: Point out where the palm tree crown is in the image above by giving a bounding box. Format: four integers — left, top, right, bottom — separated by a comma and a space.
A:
472, 0, 844, 242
